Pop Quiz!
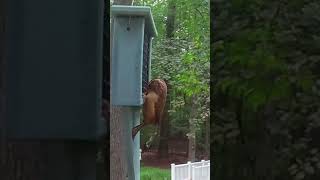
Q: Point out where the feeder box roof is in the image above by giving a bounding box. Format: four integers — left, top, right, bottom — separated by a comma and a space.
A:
111, 5, 158, 37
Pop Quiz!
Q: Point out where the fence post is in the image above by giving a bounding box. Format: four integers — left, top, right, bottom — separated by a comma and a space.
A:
207, 165, 210, 180
201, 160, 205, 176
208, 165, 211, 180
171, 163, 175, 180
192, 166, 196, 180
187, 161, 191, 179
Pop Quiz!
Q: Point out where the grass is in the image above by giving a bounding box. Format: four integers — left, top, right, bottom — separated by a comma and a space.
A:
141, 166, 171, 180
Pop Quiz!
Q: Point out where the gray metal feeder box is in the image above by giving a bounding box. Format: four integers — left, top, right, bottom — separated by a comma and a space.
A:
5, 0, 105, 140
111, 5, 157, 106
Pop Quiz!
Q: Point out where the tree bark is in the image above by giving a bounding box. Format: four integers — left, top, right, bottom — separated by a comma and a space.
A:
156, 0, 177, 158
205, 117, 210, 159
166, 0, 176, 38
158, 80, 170, 158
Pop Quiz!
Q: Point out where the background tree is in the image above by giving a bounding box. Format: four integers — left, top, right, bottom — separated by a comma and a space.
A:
139, 0, 210, 162
212, 0, 320, 179
157, 0, 176, 159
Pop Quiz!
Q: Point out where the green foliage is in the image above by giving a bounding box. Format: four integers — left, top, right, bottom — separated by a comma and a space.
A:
139, 0, 210, 148
213, 0, 320, 179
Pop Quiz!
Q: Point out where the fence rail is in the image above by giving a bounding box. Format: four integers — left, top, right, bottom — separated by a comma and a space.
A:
171, 160, 210, 180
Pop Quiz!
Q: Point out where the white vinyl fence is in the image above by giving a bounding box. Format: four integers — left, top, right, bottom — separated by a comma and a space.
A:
171, 160, 210, 180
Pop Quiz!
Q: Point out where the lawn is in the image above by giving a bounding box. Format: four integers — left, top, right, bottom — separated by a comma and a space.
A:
141, 166, 171, 180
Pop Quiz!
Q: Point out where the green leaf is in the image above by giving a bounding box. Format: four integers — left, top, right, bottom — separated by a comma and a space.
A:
246, 90, 267, 111
297, 75, 314, 92
269, 76, 292, 101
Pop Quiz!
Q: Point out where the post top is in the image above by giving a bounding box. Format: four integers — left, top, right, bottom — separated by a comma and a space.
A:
111, 5, 158, 37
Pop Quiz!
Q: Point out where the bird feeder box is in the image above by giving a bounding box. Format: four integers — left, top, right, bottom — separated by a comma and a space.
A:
111, 5, 157, 106
5, 0, 105, 140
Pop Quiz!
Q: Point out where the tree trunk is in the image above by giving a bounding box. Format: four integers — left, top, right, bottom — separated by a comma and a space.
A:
187, 95, 196, 162
205, 117, 210, 159
166, 0, 176, 39
156, 0, 177, 158
158, 80, 170, 158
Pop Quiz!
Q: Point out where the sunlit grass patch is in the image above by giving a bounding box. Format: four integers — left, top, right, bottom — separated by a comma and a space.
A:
141, 166, 171, 180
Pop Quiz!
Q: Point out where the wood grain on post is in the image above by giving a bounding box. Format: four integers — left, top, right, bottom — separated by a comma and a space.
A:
110, 106, 128, 179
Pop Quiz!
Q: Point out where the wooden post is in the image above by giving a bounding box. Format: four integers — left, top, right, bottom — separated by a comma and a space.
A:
110, 106, 129, 180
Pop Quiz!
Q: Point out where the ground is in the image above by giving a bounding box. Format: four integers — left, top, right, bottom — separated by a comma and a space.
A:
141, 137, 208, 169
141, 137, 189, 169
141, 149, 188, 169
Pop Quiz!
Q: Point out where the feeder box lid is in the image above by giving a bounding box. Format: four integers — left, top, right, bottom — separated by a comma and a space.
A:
111, 5, 158, 37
